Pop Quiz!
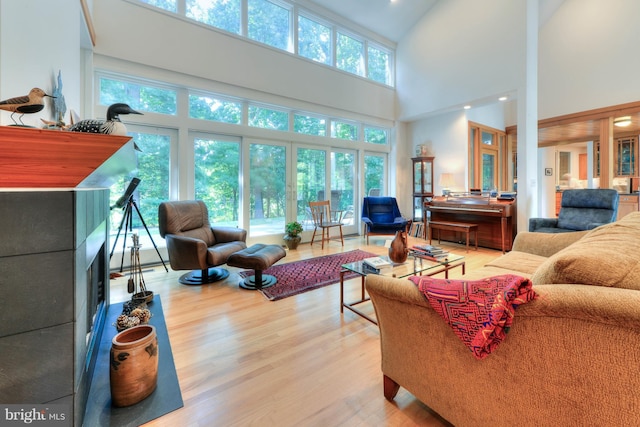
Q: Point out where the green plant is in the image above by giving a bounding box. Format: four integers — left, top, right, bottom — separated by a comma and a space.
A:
285, 221, 303, 237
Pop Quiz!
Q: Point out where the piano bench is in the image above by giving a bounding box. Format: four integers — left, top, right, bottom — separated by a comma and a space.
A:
428, 221, 478, 252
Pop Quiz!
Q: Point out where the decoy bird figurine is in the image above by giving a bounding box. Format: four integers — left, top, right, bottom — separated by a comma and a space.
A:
0, 88, 55, 126
68, 103, 143, 136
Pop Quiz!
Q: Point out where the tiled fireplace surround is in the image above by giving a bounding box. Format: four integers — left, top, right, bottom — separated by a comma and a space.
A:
0, 189, 111, 426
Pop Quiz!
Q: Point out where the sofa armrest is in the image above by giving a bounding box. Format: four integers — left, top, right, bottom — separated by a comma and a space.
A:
165, 234, 208, 270
211, 226, 247, 243
529, 217, 559, 231
365, 274, 640, 426
511, 230, 589, 257
362, 216, 373, 226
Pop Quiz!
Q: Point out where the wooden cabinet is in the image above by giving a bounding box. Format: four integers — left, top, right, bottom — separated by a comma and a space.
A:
617, 194, 639, 220
412, 157, 434, 220
615, 136, 637, 177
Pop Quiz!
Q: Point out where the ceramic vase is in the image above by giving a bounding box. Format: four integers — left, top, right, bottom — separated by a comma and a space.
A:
388, 230, 408, 263
110, 324, 158, 407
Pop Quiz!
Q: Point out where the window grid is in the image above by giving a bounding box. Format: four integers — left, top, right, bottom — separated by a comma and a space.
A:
136, 0, 394, 86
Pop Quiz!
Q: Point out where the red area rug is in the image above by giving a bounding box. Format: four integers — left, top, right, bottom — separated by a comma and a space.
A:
237, 249, 377, 301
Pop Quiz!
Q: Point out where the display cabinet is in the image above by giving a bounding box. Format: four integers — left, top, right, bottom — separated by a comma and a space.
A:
412, 156, 434, 220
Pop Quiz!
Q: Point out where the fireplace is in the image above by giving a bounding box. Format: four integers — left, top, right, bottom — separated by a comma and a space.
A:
0, 189, 112, 427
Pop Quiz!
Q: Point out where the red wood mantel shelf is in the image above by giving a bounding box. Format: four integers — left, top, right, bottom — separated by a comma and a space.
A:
0, 126, 134, 188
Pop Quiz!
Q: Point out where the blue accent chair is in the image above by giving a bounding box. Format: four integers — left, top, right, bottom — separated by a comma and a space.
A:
362, 197, 411, 244
529, 189, 619, 233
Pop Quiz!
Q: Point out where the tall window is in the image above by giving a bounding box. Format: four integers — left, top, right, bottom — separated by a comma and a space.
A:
297, 148, 326, 226
186, 0, 241, 34
249, 143, 287, 236
298, 15, 331, 65
109, 129, 172, 247
367, 45, 391, 85
364, 154, 385, 195
248, 0, 292, 51
336, 32, 364, 76
194, 136, 241, 226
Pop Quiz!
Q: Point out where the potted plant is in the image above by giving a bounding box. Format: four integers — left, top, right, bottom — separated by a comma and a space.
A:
284, 221, 303, 249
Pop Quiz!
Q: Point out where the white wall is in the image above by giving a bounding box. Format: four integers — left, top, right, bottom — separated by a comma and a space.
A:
539, 0, 640, 118
0, 0, 82, 127
396, 0, 526, 121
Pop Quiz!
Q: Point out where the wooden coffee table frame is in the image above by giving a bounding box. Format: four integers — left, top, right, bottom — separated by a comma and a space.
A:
340, 258, 465, 325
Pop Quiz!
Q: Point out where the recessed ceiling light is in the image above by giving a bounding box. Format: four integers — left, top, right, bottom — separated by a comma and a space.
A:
499, 96, 508, 101
614, 116, 632, 127
463, 105, 471, 110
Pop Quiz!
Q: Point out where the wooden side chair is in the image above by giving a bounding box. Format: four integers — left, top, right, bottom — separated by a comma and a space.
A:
309, 200, 344, 249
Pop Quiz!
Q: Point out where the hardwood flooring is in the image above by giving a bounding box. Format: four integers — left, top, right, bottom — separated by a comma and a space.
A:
109, 235, 501, 427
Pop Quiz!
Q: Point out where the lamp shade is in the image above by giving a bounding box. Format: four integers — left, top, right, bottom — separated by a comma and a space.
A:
439, 173, 455, 188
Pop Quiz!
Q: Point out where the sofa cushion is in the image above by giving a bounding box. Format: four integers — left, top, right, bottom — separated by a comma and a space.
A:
531, 213, 640, 290
485, 250, 548, 275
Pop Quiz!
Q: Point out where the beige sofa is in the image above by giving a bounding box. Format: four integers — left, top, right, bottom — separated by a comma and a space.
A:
366, 212, 640, 426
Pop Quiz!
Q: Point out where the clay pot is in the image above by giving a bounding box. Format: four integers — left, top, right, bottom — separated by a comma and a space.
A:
388, 230, 409, 263
110, 324, 158, 407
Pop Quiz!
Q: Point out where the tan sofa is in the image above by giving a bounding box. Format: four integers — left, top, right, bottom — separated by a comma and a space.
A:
366, 212, 640, 426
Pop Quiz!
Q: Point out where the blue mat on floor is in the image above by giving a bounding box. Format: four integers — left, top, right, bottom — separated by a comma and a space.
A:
84, 295, 183, 426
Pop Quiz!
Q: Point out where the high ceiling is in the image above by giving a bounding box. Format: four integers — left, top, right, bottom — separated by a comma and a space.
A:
307, 0, 438, 42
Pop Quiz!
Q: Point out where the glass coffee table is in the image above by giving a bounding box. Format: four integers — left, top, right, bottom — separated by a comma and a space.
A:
340, 252, 465, 325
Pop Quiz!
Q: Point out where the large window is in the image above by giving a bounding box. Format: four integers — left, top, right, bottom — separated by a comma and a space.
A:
294, 113, 326, 136
100, 77, 177, 115
186, 0, 241, 34
367, 45, 391, 85
248, 105, 289, 131
331, 120, 358, 141
249, 143, 287, 236
194, 136, 241, 226
189, 94, 242, 124
247, 0, 292, 51
336, 32, 364, 76
298, 15, 331, 65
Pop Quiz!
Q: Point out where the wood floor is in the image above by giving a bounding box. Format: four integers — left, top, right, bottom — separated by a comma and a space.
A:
109, 234, 502, 427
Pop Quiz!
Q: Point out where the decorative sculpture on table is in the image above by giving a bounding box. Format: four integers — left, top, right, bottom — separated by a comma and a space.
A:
388, 229, 409, 263
0, 87, 55, 126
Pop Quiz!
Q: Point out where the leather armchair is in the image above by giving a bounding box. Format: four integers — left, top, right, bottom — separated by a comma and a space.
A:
529, 189, 619, 233
158, 200, 247, 285
361, 196, 410, 244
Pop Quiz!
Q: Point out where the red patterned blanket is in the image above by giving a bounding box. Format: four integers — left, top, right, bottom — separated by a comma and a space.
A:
408, 274, 537, 359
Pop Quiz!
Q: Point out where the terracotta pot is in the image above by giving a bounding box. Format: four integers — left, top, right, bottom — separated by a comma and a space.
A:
388, 230, 408, 263
110, 324, 158, 407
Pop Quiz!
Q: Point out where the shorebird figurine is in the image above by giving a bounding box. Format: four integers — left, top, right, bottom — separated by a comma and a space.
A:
0, 87, 55, 126
68, 103, 143, 136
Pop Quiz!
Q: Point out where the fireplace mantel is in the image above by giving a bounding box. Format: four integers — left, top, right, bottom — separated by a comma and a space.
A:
0, 126, 134, 426
0, 126, 134, 188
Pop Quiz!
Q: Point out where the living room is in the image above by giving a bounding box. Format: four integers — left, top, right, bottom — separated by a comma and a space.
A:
2, 0, 640, 425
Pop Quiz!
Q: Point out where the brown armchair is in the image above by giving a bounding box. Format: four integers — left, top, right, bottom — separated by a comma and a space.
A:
158, 200, 247, 285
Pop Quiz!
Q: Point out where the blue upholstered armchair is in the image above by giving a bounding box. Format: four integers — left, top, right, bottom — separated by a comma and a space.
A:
362, 197, 410, 243
529, 189, 619, 233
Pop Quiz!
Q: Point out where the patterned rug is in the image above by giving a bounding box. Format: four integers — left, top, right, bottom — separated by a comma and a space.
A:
238, 249, 377, 301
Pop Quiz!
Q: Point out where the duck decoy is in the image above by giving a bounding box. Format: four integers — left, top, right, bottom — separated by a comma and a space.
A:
68, 103, 143, 136
0, 88, 55, 126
